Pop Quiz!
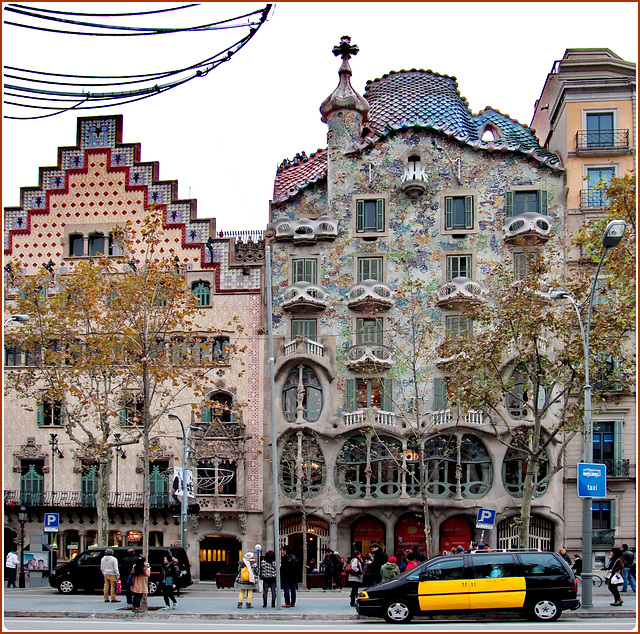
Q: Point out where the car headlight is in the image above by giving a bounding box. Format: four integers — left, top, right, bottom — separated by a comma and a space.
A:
357, 591, 369, 599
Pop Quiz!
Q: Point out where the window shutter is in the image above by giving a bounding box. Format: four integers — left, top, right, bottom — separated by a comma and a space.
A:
609, 498, 616, 530
372, 258, 382, 282
465, 196, 473, 229
376, 199, 385, 231
505, 190, 514, 217
61, 403, 68, 426
434, 378, 448, 411
118, 407, 127, 426
539, 191, 549, 215
345, 379, 356, 412
613, 420, 623, 460
356, 200, 364, 232
201, 407, 212, 423
445, 197, 453, 229
382, 378, 393, 411
36, 404, 44, 426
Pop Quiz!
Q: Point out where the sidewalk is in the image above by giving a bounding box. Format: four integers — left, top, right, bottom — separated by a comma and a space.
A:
3, 582, 636, 621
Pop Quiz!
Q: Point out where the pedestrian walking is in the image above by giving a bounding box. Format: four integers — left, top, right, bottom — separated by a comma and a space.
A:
161, 555, 179, 609
620, 544, 636, 593
605, 547, 625, 606
131, 558, 150, 613
321, 549, 336, 590
572, 554, 582, 576
235, 552, 259, 609
331, 550, 344, 591
367, 543, 388, 585
100, 548, 120, 603
280, 545, 300, 608
380, 556, 401, 583
6, 547, 19, 588
345, 550, 364, 607
120, 548, 139, 605
259, 550, 277, 608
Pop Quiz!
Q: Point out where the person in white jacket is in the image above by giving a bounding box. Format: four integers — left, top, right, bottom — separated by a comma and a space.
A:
6, 549, 19, 588
100, 549, 120, 602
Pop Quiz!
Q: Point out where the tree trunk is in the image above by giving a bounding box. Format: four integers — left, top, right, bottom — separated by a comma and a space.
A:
97, 455, 111, 546
142, 360, 150, 560
518, 457, 536, 548
301, 511, 308, 590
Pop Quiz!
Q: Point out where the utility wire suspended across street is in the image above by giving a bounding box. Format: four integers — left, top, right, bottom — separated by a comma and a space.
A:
3, 3, 273, 119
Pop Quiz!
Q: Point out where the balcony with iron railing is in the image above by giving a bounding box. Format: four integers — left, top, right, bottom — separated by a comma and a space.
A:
345, 343, 394, 372
4, 490, 174, 508
575, 129, 629, 152
580, 189, 610, 209
592, 528, 616, 546
281, 282, 329, 314
602, 459, 631, 477
346, 279, 394, 312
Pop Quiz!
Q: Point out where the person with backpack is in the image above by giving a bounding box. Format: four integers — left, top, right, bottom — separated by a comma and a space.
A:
330, 550, 344, 591
259, 550, 277, 608
280, 545, 300, 608
345, 550, 364, 607
161, 555, 179, 610
621, 544, 636, 593
235, 552, 259, 609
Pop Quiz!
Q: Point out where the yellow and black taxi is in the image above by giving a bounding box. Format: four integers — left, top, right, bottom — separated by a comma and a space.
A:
356, 551, 580, 623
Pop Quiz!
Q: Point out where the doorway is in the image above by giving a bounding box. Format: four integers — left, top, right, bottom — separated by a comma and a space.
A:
199, 535, 242, 580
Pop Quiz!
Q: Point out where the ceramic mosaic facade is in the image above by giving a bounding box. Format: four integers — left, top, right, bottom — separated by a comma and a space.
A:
3, 115, 265, 580
264, 37, 570, 559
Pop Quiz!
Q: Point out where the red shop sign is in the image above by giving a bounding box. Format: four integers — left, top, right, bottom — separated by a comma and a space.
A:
353, 517, 385, 542
395, 517, 425, 549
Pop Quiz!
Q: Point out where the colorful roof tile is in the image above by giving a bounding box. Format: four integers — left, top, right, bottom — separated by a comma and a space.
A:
272, 149, 327, 205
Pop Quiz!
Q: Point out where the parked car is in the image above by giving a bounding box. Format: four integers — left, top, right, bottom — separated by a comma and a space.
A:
356, 551, 580, 623
49, 546, 192, 596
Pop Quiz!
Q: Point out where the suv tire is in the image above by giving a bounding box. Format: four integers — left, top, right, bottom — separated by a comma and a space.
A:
527, 598, 562, 621
148, 580, 158, 596
383, 599, 414, 624
57, 578, 76, 594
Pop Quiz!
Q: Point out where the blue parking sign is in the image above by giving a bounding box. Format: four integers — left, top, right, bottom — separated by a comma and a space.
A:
577, 463, 607, 498
44, 513, 59, 532
475, 508, 496, 529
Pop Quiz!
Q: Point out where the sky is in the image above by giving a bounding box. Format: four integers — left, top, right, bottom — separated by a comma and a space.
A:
2, 2, 638, 233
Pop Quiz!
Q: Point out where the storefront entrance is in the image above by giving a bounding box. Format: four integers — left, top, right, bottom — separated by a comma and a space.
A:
439, 516, 472, 554
352, 515, 385, 557
199, 535, 242, 580
395, 514, 426, 557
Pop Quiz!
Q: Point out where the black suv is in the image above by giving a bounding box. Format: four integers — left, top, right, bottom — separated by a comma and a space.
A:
356, 551, 580, 623
49, 546, 192, 596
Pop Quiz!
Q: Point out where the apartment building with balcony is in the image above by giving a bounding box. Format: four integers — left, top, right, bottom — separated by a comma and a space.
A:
263, 37, 568, 562
531, 49, 636, 558
3, 115, 265, 582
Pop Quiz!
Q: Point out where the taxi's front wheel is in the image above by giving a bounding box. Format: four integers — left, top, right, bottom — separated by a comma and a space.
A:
383, 599, 414, 624
527, 598, 562, 622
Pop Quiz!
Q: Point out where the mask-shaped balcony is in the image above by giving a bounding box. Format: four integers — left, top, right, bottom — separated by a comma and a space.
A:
281, 281, 328, 314
504, 212, 552, 245
346, 279, 394, 313
436, 277, 486, 310
400, 160, 428, 199
269, 215, 338, 245
345, 343, 394, 372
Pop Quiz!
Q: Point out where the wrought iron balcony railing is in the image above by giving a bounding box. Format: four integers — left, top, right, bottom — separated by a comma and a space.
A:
580, 189, 610, 209
592, 528, 616, 545
4, 490, 172, 508
576, 129, 629, 151
603, 459, 630, 477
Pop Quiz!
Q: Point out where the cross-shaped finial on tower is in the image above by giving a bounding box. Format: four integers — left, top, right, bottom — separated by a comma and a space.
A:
332, 35, 359, 59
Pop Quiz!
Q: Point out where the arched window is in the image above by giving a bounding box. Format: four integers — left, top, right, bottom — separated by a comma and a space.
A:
507, 363, 528, 419
88, 233, 106, 256
149, 462, 169, 507
335, 435, 368, 499
212, 336, 230, 363
69, 233, 84, 257
282, 365, 323, 423
191, 281, 211, 306
369, 435, 403, 498
202, 392, 234, 423
423, 434, 493, 498
280, 432, 325, 499
502, 447, 549, 497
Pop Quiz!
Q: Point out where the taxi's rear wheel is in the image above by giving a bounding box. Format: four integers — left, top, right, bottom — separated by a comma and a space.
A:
527, 598, 562, 621
383, 599, 414, 624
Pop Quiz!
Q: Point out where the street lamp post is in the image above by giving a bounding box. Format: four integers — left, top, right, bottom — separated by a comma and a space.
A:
550, 219, 626, 609
48, 433, 64, 504
3, 314, 30, 326
17, 506, 28, 588
113, 434, 126, 508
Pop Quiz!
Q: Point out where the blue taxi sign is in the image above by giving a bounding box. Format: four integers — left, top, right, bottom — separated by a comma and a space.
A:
577, 463, 607, 498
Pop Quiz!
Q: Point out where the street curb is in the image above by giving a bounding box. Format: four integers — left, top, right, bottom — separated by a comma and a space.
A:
3, 610, 636, 621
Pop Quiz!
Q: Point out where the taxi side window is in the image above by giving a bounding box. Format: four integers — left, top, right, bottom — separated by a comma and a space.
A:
520, 553, 565, 576
473, 555, 517, 578
77, 551, 102, 566
424, 557, 465, 581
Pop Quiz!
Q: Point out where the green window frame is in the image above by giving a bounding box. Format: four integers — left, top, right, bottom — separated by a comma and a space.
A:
505, 190, 549, 217
191, 281, 211, 306
81, 463, 98, 506
513, 252, 531, 280
282, 366, 323, 423
357, 257, 384, 282
433, 377, 449, 412
280, 432, 325, 499
149, 463, 169, 507
291, 319, 317, 340
20, 462, 44, 506
445, 196, 474, 231
37, 401, 65, 427
345, 377, 393, 412
292, 259, 317, 284
446, 254, 472, 281
445, 315, 472, 340
356, 318, 383, 345
356, 199, 385, 233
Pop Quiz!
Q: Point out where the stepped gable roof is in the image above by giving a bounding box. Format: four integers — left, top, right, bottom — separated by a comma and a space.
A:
363, 70, 562, 171
272, 149, 327, 205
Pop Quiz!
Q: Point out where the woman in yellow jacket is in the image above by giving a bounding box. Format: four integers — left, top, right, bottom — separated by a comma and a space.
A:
131, 557, 151, 614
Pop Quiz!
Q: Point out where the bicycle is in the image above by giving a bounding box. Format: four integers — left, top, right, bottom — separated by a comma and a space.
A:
576, 573, 604, 588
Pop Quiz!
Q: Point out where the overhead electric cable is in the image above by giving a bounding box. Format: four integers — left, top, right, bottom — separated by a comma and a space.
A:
6, 3, 199, 17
